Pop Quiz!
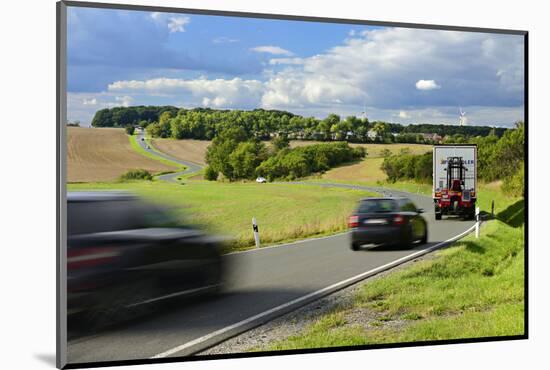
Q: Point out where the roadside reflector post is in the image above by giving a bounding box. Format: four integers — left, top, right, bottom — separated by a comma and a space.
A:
475, 207, 480, 239
252, 217, 260, 249
491, 200, 495, 218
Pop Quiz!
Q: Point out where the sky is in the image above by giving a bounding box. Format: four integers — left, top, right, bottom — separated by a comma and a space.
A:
66, 6, 525, 127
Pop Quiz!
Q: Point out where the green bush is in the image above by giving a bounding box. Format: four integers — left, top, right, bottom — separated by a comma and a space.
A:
204, 166, 218, 181
381, 152, 432, 183
119, 169, 153, 181
502, 162, 524, 197
125, 125, 135, 135
255, 142, 366, 181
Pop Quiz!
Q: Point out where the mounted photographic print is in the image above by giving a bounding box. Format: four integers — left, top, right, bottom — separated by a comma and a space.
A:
57, 1, 527, 368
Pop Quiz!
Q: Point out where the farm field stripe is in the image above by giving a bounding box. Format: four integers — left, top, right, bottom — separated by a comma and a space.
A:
151, 222, 478, 359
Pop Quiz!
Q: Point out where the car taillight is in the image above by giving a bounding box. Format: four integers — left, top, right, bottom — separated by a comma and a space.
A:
68, 247, 120, 270
348, 215, 359, 228
393, 215, 406, 225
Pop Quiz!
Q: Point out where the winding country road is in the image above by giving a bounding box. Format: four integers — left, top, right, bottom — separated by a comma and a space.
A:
67, 138, 476, 366
135, 131, 203, 182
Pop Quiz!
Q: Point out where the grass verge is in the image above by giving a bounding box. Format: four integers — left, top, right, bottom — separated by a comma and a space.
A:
128, 134, 186, 171
68, 180, 377, 252
260, 198, 524, 350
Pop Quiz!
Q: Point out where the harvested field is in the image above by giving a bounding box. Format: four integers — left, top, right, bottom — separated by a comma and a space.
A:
290, 141, 431, 158
67, 127, 177, 182
322, 157, 386, 183
150, 138, 210, 165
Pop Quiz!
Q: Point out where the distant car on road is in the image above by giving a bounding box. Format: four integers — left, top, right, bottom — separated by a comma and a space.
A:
256, 177, 267, 183
67, 192, 225, 327
141, 137, 144, 141
348, 197, 428, 250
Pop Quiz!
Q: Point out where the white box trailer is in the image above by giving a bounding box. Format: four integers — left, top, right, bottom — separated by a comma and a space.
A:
432, 144, 477, 220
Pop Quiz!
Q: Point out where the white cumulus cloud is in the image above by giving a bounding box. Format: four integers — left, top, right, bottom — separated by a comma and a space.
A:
108, 77, 264, 108
398, 111, 410, 119
268, 58, 304, 65
150, 12, 190, 33
82, 98, 97, 105
167, 16, 190, 33
416, 80, 441, 90
150, 12, 162, 20
114, 95, 133, 107
251, 45, 293, 56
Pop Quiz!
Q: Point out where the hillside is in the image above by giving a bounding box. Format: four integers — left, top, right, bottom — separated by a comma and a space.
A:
67, 127, 177, 182
150, 138, 209, 165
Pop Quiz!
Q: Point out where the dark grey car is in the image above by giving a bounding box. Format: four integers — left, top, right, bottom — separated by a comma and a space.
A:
67, 191, 225, 328
348, 197, 428, 250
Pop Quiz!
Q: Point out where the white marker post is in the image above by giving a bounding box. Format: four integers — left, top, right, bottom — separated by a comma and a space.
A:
252, 217, 260, 249
475, 207, 480, 239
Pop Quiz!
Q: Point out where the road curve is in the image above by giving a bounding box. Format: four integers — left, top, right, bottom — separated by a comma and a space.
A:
67, 141, 476, 365
135, 131, 203, 182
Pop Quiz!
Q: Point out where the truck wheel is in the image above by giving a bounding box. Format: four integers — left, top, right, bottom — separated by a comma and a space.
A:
435, 213, 442, 220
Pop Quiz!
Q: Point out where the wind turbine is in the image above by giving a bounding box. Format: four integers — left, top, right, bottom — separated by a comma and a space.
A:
459, 107, 467, 126
361, 102, 368, 121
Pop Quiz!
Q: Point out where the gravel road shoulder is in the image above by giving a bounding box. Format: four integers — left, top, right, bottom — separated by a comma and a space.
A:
197, 249, 441, 356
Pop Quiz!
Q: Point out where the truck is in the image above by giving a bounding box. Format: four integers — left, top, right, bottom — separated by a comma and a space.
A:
432, 144, 477, 220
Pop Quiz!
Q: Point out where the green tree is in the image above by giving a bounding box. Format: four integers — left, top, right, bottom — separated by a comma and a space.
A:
272, 134, 290, 152
229, 141, 268, 180
204, 166, 218, 181
205, 127, 251, 180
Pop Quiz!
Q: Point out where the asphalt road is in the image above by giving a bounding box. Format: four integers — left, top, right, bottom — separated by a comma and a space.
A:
67, 138, 476, 364
135, 131, 203, 182
67, 174, 475, 364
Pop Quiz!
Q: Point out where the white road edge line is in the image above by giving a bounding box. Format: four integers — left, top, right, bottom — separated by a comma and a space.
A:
150, 222, 478, 359
126, 285, 218, 308
225, 231, 350, 256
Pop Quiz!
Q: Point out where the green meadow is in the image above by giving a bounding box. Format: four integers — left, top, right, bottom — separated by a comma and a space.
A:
68, 180, 376, 252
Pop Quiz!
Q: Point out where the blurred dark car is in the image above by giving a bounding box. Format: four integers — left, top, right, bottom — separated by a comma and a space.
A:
348, 197, 428, 250
67, 192, 224, 325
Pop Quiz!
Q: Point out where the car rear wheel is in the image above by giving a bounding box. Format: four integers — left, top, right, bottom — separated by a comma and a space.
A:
435, 212, 442, 220
403, 227, 415, 247
351, 242, 360, 251
420, 229, 428, 244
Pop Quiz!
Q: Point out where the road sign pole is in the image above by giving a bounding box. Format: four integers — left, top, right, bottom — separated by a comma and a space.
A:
252, 217, 260, 249
475, 207, 480, 239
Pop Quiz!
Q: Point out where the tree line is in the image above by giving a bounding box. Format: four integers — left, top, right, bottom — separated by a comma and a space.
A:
91, 106, 508, 144
380, 122, 525, 196
204, 127, 365, 181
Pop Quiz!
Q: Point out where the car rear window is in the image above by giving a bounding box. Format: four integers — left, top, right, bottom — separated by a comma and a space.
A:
68, 200, 143, 235
398, 199, 418, 212
68, 200, 180, 235
357, 199, 397, 213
